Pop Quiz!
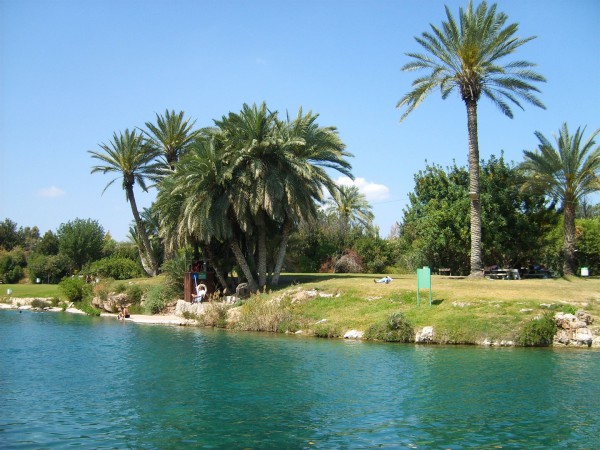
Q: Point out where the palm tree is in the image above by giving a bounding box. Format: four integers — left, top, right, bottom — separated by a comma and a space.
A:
326, 185, 374, 230
89, 129, 161, 275
269, 108, 353, 284
143, 109, 199, 171
521, 123, 600, 275
397, 1, 545, 275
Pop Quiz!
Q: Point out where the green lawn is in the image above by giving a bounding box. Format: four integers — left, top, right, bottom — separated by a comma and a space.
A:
1, 283, 62, 300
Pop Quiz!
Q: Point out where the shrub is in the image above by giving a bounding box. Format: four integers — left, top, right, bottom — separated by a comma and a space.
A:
126, 285, 144, 304
313, 322, 341, 338
31, 299, 51, 309
144, 285, 168, 315
516, 312, 557, 347
237, 294, 292, 332
364, 312, 414, 342
202, 302, 229, 328
59, 277, 91, 303
76, 300, 101, 316
86, 257, 143, 280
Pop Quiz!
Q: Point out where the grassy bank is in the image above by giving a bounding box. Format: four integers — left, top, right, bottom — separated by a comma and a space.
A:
260, 274, 600, 344
3, 274, 599, 344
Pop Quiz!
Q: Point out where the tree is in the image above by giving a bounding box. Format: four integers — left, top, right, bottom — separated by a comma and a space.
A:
89, 129, 161, 276
397, 0, 545, 275
396, 156, 556, 275
325, 185, 374, 231
143, 109, 199, 172
0, 218, 20, 251
521, 123, 600, 275
56, 218, 105, 272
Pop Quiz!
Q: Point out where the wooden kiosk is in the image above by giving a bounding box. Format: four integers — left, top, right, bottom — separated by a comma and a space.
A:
184, 271, 216, 302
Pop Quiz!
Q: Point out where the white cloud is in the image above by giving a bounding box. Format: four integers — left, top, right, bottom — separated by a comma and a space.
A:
335, 176, 390, 202
38, 186, 66, 198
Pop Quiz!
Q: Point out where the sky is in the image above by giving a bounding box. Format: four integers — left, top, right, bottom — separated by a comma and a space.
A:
1, 0, 599, 242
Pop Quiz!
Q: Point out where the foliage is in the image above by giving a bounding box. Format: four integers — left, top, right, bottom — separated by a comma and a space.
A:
312, 322, 342, 338
76, 300, 102, 316
200, 302, 229, 328
144, 285, 168, 314
31, 299, 51, 309
516, 312, 557, 347
236, 294, 292, 332
160, 249, 192, 296
397, 1, 546, 274
364, 312, 414, 342
126, 284, 144, 304
89, 129, 162, 276
58, 277, 91, 303
521, 123, 600, 275
85, 257, 143, 280
325, 184, 374, 230
154, 103, 353, 291
0, 218, 20, 251
575, 218, 600, 275
57, 218, 105, 272
38, 230, 59, 255
0, 250, 25, 283
395, 156, 558, 275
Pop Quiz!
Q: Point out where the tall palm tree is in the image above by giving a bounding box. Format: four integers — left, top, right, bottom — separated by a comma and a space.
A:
397, 1, 545, 275
89, 129, 161, 275
143, 109, 199, 171
521, 123, 600, 275
269, 108, 353, 284
326, 185, 374, 230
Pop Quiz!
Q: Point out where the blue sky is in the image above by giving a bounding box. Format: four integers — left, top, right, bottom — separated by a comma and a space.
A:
1, 0, 599, 242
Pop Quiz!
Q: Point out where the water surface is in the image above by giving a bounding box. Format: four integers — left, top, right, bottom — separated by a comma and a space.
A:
1, 310, 598, 448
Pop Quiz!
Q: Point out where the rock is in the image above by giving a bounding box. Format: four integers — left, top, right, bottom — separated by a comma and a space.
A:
416, 326, 434, 343
554, 312, 594, 347
344, 330, 363, 339
91, 292, 129, 313
174, 300, 205, 316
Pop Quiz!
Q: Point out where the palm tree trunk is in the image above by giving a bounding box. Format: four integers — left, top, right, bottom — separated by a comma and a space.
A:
126, 185, 159, 276
563, 200, 576, 275
465, 100, 483, 276
230, 239, 258, 292
257, 225, 268, 289
271, 218, 292, 285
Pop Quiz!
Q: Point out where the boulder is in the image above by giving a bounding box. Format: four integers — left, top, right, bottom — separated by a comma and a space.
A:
344, 330, 363, 339
91, 292, 129, 313
416, 326, 434, 343
554, 311, 594, 347
174, 300, 205, 316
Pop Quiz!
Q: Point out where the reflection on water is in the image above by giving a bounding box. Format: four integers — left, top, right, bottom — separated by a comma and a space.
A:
1, 310, 598, 448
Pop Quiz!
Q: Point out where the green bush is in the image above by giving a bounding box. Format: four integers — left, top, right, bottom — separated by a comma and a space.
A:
364, 312, 414, 342
237, 294, 292, 332
86, 257, 143, 280
144, 285, 168, 315
516, 312, 557, 347
59, 277, 91, 302
313, 322, 341, 338
31, 299, 51, 309
126, 285, 144, 304
76, 300, 101, 316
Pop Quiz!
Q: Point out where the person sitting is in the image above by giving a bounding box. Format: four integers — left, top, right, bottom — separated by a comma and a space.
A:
374, 276, 393, 284
192, 284, 207, 303
117, 306, 130, 320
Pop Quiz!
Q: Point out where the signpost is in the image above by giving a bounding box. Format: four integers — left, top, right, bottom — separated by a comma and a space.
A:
417, 266, 432, 306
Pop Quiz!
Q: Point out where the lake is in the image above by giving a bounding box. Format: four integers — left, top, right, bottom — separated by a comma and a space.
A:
1, 310, 598, 448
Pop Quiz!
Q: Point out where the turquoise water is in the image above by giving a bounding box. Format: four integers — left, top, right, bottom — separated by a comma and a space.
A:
1, 310, 598, 449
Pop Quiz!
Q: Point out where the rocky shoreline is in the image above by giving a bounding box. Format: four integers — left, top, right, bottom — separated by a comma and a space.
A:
2, 296, 599, 348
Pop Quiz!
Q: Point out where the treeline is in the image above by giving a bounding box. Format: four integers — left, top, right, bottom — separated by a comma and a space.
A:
0, 218, 143, 284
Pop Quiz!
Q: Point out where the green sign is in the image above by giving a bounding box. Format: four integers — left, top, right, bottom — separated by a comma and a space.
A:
416, 266, 432, 306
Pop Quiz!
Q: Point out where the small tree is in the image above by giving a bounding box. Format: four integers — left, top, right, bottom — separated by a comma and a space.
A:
57, 218, 105, 272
